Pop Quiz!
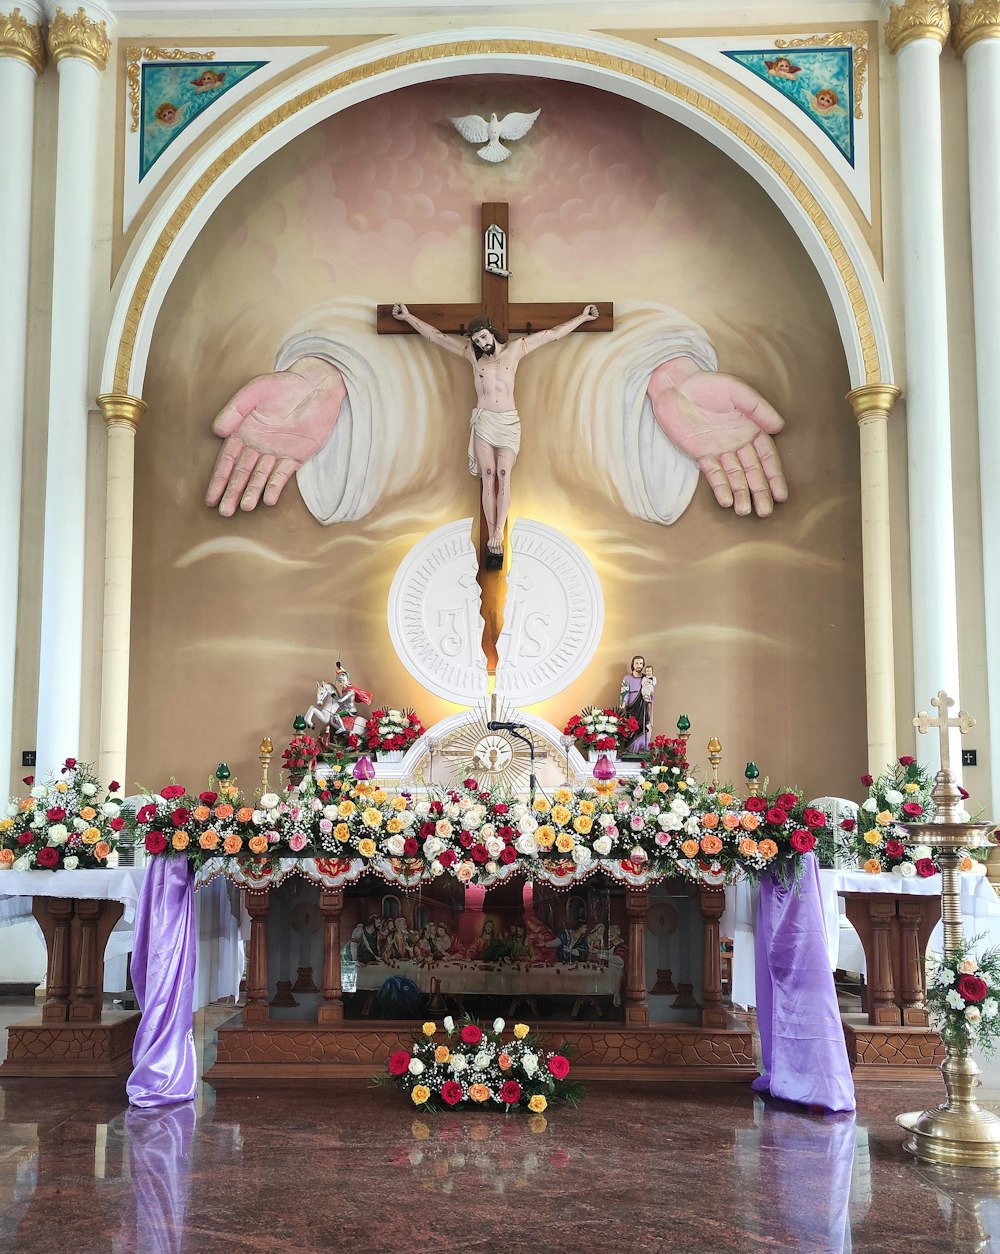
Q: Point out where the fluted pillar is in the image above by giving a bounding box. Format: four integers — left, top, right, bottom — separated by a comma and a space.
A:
95, 394, 144, 786
848, 385, 900, 771
0, 4, 46, 794
884, 1, 961, 770
955, 2, 1000, 810
34, 2, 112, 775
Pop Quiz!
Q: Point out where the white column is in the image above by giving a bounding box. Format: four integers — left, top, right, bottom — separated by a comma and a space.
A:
956, 4, 1000, 810
34, 2, 111, 775
0, 5, 45, 794
885, 2, 960, 770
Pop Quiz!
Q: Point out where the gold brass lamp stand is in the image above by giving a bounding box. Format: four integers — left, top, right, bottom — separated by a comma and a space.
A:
897, 691, 1000, 1168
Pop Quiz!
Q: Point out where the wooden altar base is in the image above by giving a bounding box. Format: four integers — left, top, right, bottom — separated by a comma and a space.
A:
205, 1015, 757, 1085
841, 1014, 945, 1080
0, 1008, 140, 1078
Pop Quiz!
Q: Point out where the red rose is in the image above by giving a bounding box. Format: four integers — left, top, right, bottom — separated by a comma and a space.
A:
109, 780, 121, 793
493, 804, 509, 815
403, 838, 419, 856
45, 807, 66, 822
199, 791, 218, 805
171, 807, 191, 828
745, 797, 767, 814
460, 1024, 483, 1045
499, 1080, 522, 1105
765, 808, 787, 826
463, 778, 479, 790
161, 785, 185, 800
902, 802, 924, 817
62, 757, 77, 771
136, 803, 157, 824
959, 786, 970, 801
430, 801, 443, 816
803, 809, 827, 829
777, 793, 798, 811
470, 844, 489, 864
898, 756, 915, 767
419, 822, 435, 839
547, 1054, 570, 1079
145, 831, 168, 855
17, 832, 33, 847
861, 774, 874, 787
387, 1050, 411, 1076
499, 846, 517, 865
498, 825, 515, 843
885, 839, 905, 859
109, 817, 125, 832
957, 973, 989, 1004
441, 1080, 464, 1106
915, 857, 938, 878
840, 818, 856, 833
36, 847, 59, 868
790, 829, 815, 853
21, 775, 33, 786
439, 850, 457, 868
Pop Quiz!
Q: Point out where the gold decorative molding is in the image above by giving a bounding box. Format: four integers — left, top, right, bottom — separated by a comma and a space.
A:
885, 1, 951, 54
953, 2, 1000, 57
776, 30, 870, 120
111, 39, 884, 393
48, 5, 110, 71
97, 393, 146, 429
126, 45, 216, 132
847, 383, 901, 420
0, 7, 46, 74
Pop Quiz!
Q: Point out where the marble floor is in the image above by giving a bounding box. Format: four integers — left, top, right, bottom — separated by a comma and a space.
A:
1, 1000, 1000, 1252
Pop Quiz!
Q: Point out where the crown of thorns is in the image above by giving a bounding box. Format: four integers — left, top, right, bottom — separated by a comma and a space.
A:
465, 317, 496, 338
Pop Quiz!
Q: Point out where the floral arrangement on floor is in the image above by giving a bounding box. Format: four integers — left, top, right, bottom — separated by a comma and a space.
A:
376, 1017, 584, 1112
0, 760, 123, 871
926, 939, 1000, 1056
644, 735, 691, 774
352, 708, 425, 756
562, 707, 638, 754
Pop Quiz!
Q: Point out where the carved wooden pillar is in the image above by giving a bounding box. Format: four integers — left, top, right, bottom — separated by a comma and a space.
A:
624, 889, 650, 1026
898, 897, 940, 1027
70, 898, 101, 1021
35, 898, 72, 1022
698, 887, 728, 1029
318, 888, 344, 1024
244, 889, 271, 1024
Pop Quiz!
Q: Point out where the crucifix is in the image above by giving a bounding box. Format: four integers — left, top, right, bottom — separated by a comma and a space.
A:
376, 202, 613, 673
912, 689, 975, 820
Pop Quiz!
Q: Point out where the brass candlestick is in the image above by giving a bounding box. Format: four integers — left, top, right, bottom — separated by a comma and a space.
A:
707, 737, 722, 787
259, 737, 273, 792
897, 691, 1000, 1168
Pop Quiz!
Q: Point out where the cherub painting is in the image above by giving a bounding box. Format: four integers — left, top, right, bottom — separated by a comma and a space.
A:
764, 57, 802, 81
805, 88, 847, 118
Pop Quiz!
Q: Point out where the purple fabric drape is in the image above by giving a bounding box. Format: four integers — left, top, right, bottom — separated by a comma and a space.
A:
119, 1104, 196, 1254
127, 855, 198, 1107
752, 852, 856, 1112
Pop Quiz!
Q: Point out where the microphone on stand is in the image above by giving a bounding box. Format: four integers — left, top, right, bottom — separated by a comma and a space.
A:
487, 721, 528, 731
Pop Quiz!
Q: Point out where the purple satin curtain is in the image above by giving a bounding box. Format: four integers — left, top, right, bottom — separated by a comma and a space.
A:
752, 853, 856, 1112
127, 855, 198, 1107
759, 1106, 856, 1247
119, 1104, 196, 1254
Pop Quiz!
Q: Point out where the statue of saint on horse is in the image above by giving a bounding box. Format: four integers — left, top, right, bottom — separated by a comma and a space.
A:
304, 661, 372, 743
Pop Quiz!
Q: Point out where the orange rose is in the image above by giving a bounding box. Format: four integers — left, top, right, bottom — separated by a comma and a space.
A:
758, 839, 778, 860
172, 831, 190, 850
79, 806, 97, 821
701, 812, 719, 829
223, 834, 243, 855
738, 837, 758, 857
0, 848, 14, 866
700, 834, 723, 855
434, 1045, 450, 1064
498, 1052, 512, 1071
721, 813, 741, 831
193, 805, 211, 822
82, 826, 101, 844
236, 807, 254, 823
93, 841, 111, 860
468, 1084, 490, 1103
718, 793, 733, 806
864, 857, 882, 874
19, 798, 34, 812
960, 855, 974, 872
681, 839, 699, 858
248, 834, 269, 855
214, 804, 234, 821
200, 830, 220, 850
740, 813, 759, 832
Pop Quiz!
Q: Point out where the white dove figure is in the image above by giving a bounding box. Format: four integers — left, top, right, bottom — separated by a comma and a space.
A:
449, 108, 541, 163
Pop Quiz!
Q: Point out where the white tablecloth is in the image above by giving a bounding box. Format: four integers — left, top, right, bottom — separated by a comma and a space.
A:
721, 870, 1000, 1010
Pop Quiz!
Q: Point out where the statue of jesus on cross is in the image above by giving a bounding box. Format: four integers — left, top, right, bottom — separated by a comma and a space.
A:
392, 301, 599, 558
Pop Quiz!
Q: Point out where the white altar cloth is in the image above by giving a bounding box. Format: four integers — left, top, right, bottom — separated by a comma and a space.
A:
721, 869, 1000, 1010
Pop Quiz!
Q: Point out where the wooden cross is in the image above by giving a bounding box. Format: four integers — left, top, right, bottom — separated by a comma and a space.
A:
912, 690, 976, 774
377, 202, 613, 673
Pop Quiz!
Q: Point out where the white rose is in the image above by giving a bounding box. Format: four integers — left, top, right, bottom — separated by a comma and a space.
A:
323, 805, 339, 820
13, 853, 33, 871
669, 797, 690, 817
423, 836, 443, 859
515, 833, 539, 856
971, 860, 988, 876
684, 817, 702, 836
101, 802, 120, 817
861, 798, 878, 813
251, 809, 265, 825
30, 786, 45, 799
259, 792, 279, 810
31, 814, 46, 829
415, 801, 431, 817
465, 808, 483, 830
81, 783, 97, 798
73, 818, 87, 832
521, 1052, 538, 1076
911, 844, 933, 862
62, 855, 79, 870
47, 825, 68, 846
486, 860, 500, 876
957, 808, 971, 823
449, 1054, 467, 1072
493, 1017, 505, 1033
884, 789, 904, 806
898, 861, 917, 878
474, 1052, 491, 1070
966, 1005, 982, 1023
430, 859, 444, 877
593, 835, 613, 856
517, 814, 538, 834
4, 803, 18, 818
386, 835, 405, 857
659, 813, 682, 832
510, 803, 528, 821
572, 845, 593, 867
958, 957, 979, 975
444, 803, 460, 819
485, 837, 504, 858
105, 848, 119, 868
408, 1058, 425, 1076
399, 810, 416, 828
443, 1015, 455, 1032
479, 823, 496, 841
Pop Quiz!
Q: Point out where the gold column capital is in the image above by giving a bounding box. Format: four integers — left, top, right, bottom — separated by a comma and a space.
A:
97, 393, 146, 429
0, 7, 46, 74
47, 5, 110, 71
848, 383, 901, 420
885, 1, 951, 54
953, 2, 1000, 57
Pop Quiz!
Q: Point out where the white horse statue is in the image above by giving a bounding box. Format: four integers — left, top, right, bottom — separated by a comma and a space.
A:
304, 679, 367, 739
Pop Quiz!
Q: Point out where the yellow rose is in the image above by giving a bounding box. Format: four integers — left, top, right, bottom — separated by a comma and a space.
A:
533, 797, 550, 813
338, 800, 356, 818
362, 807, 383, 829
875, 810, 893, 827
411, 1085, 430, 1105
334, 823, 351, 843
373, 789, 388, 804
386, 817, 403, 834
551, 805, 571, 827
513, 1023, 530, 1039
528, 1114, 547, 1134
528, 1094, 548, 1113
468, 1084, 490, 1103
677, 782, 687, 791
357, 838, 377, 858
79, 806, 97, 821
422, 1021, 436, 1036
904, 782, 919, 794
392, 795, 407, 811
82, 826, 101, 845
535, 826, 555, 849
553, 788, 572, 805
555, 833, 575, 853
54, 781, 68, 794
330, 764, 342, 775
0, 818, 13, 833
579, 800, 594, 816
864, 857, 882, 874
863, 831, 882, 846
411, 1120, 430, 1139
573, 815, 593, 835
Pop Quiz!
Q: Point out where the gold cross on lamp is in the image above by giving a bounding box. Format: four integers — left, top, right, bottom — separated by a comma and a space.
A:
912, 689, 975, 820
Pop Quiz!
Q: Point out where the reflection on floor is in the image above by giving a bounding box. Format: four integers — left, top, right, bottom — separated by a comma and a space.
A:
1, 997, 1000, 1252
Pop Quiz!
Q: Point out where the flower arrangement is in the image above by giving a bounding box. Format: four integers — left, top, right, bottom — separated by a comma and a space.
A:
0, 760, 123, 871
377, 1017, 583, 1112
562, 707, 638, 753
843, 757, 940, 874
281, 732, 324, 776
644, 735, 691, 775
355, 708, 425, 756
926, 940, 1000, 1056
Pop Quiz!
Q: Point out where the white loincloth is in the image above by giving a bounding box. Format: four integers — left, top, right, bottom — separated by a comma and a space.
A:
468, 407, 521, 476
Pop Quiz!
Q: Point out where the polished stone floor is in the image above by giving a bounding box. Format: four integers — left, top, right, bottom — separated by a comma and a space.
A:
1, 1000, 1000, 1252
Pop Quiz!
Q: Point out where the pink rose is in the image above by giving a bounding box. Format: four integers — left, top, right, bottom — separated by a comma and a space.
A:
460, 1024, 483, 1045
547, 1054, 570, 1079
387, 1050, 411, 1076
288, 832, 308, 852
